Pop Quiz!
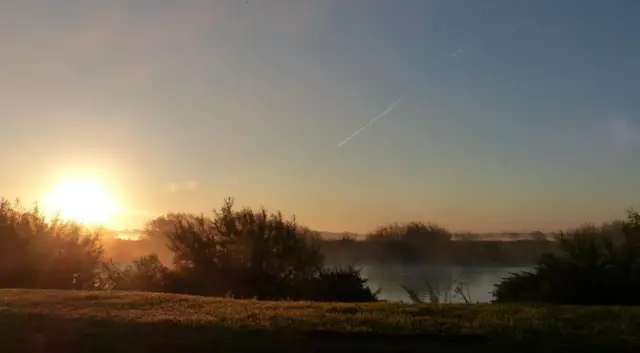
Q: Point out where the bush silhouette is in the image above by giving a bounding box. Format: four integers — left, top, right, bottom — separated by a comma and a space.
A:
305, 265, 380, 302
97, 254, 169, 292
133, 198, 378, 301
0, 199, 103, 289
494, 209, 640, 305
366, 221, 451, 243
362, 221, 452, 263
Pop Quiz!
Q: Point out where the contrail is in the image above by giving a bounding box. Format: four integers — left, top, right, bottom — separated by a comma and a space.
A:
336, 95, 404, 147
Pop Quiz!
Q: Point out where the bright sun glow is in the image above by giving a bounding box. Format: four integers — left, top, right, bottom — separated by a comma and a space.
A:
45, 178, 120, 226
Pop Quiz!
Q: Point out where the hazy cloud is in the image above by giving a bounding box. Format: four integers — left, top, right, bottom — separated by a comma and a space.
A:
166, 180, 199, 192
183, 180, 199, 191
450, 47, 463, 59
609, 115, 640, 147
121, 208, 153, 216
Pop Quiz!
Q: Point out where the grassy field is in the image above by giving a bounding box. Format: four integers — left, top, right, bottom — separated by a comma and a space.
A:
0, 289, 638, 353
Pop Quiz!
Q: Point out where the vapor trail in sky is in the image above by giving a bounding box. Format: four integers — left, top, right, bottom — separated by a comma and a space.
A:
336, 96, 404, 148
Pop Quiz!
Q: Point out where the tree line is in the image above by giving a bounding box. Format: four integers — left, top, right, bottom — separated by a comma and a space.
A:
493, 210, 640, 305
0, 198, 377, 302
2, 196, 640, 305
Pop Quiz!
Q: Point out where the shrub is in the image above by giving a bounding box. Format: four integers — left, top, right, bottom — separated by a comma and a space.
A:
452, 232, 480, 241
402, 278, 472, 304
363, 222, 451, 263
154, 198, 326, 299
305, 265, 379, 302
133, 198, 381, 302
366, 221, 451, 243
105, 254, 170, 292
494, 209, 640, 305
94, 260, 125, 290
0, 195, 381, 303
0, 199, 103, 290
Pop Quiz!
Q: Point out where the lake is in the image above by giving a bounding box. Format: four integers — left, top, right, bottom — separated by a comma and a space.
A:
352, 263, 532, 303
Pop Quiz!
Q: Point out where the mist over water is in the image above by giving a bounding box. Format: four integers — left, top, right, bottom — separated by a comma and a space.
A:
340, 262, 532, 303
104, 236, 537, 303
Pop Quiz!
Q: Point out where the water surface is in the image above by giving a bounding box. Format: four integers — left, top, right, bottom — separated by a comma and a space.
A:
355, 263, 532, 303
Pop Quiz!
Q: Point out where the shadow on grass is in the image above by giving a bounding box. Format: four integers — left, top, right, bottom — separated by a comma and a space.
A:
0, 310, 491, 353
0, 310, 636, 353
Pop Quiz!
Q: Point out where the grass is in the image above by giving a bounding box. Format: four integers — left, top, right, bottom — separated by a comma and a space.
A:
0, 290, 639, 353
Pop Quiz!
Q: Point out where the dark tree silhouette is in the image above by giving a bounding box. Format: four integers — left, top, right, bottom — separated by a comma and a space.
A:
0, 199, 103, 290
366, 221, 451, 243
494, 209, 640, 305
143, 198, 376, 301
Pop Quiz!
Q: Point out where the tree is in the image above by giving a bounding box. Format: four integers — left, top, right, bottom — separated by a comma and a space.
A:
494, 209, 640, 305
453, 232, 480, 241
366, 221, 451, 243
162, 198, 325, 299
111, 254, 169, 292
0, 195, 379, 302
0, 198, 103, 290
530, 231, 547, 241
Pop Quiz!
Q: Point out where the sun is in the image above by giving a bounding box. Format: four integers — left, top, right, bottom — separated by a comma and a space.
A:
44, 177, 120, 226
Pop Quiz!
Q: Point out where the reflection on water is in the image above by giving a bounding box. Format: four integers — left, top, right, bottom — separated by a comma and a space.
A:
355, 263, 532, 303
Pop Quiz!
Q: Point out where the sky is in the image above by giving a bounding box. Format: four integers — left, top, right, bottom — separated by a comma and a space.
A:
1, 0, 639, 233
